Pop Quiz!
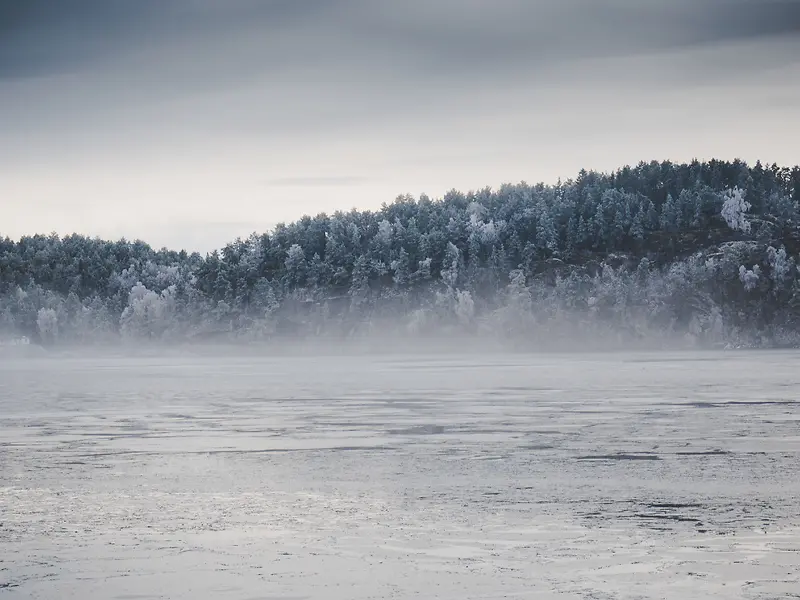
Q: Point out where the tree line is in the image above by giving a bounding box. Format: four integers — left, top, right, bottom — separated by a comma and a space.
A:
3, 159, 800, 348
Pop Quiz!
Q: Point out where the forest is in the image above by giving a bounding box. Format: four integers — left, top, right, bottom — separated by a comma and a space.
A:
3, 159, 800, 349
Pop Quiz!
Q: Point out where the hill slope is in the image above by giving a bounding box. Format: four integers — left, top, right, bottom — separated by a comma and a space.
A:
2, 159, 800, 348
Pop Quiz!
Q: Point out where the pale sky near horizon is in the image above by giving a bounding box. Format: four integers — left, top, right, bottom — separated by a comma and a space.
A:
2, 0, 799, 253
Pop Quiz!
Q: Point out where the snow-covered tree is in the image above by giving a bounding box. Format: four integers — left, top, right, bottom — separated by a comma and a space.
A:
349, 255, 371, 312
284, 244, 308, 288
376, 219, 393, 247
721, 187, 751, 233
390, 248, 410, 289
766, 246, 791, 284
119, 282, 167, 340
739, 265, 760, 292
441, 242, 461, 290
36, 308, 58, 344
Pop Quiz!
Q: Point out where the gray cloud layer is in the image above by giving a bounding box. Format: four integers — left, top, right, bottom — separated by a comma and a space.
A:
3, 0, 800, 81
2, 0, 799, 251
4, 0, 798, 140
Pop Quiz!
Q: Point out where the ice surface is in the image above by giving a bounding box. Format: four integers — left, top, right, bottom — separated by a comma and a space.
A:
1, 350, 799, 599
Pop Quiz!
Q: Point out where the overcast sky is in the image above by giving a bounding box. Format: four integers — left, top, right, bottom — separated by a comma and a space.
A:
2, 0, 799, 252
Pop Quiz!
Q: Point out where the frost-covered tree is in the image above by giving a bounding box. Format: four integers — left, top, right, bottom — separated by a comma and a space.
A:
440, 242, 461, 290
739, 265, 760, 292
375, 219, 393, 251
36, 308, 58, 344
390, 248, 410, 289
349, 255, 372, 312
765, 246, 792, 289
284, 244, 308, 288
660, 194, 680, 231
120, 282, 167, 340
721, 187, 751, 233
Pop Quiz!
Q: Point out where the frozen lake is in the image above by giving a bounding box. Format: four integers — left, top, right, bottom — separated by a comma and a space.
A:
1, 350, 799, 599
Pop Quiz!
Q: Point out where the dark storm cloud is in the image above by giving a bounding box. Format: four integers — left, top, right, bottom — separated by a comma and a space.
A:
2, 0, 799, 83
0, 0, 334, 78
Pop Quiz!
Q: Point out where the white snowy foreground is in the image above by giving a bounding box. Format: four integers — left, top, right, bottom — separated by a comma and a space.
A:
1, 350, 798, 599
